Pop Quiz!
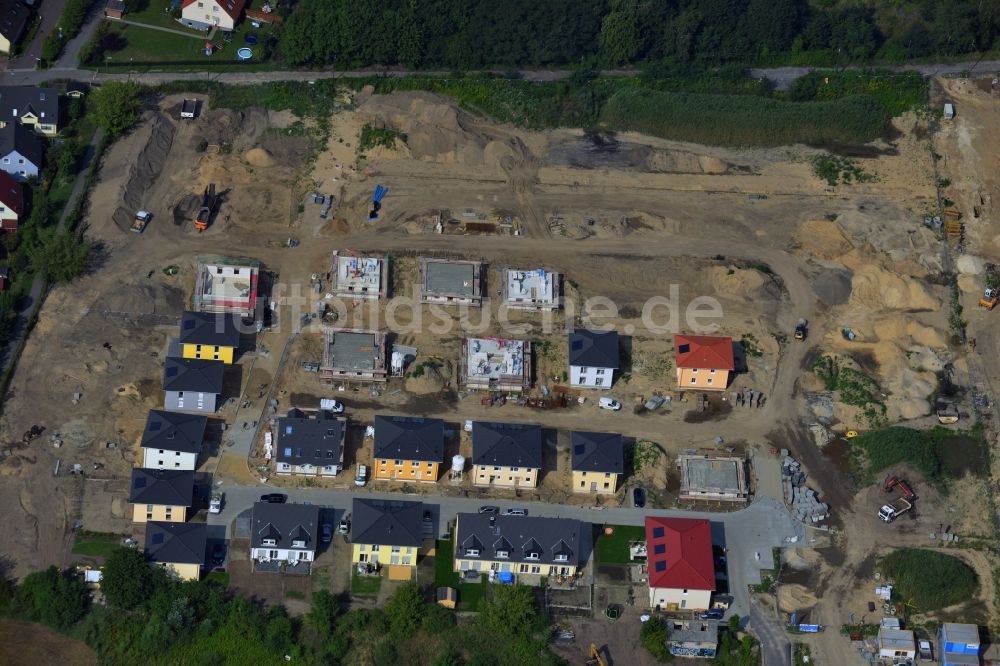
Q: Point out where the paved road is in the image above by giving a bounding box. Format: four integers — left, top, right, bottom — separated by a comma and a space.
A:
9, 0, 66, 70
211, 484, 802, 622
750, 599, 792, 666
0, 127, 102, 384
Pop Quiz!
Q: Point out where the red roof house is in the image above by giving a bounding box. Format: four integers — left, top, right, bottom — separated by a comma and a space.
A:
645, 517, 715, 610
0, 170, 24, 232
674, 334, 734, 391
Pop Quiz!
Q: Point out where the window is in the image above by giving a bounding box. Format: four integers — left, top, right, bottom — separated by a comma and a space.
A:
707, 378, 713, 385
174, 462, 180, 468
2, 159, 8, 164
531, 565, 541, 574
596, 368, 605, 375
579, 366, 588, 373
580, 481, 585, 488
525, 552, 539, 561
554, 554, 568, 562
262, 538, 276, 546
691, 368, 698, 373
395, 459, 403, 466
147, 504, 154, 511
493, 466, 500, 471
391, 546, 400, 553
159, 450, 164, 454
466, 548, 480, 557
511, 467, 519, 472
16, 159, 22, 165
604, 482, 610, 489
292, 539, 305, 548
710, 368, 716, 374
196, 345, 202, 352
519, 564, 528, 573
690, 378, 697, 384
212, 5, 218, 10
605, 472, 611, 478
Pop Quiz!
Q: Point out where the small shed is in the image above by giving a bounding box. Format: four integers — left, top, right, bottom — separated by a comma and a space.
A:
944, 103, 955, 120
436, 587, 458, 609
65, 81, 88, 98
104, 0, 126, 19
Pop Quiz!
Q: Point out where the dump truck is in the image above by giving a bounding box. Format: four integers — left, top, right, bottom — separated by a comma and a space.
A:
195, 184, 217, 231
794, 318, 808, 340
180, 99, 197, 119
878, 497, 912, 522
130, 210, 151, 233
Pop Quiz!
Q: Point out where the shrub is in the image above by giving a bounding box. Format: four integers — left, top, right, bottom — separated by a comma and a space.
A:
640, 617, 671, 661
879, 549, 978, 611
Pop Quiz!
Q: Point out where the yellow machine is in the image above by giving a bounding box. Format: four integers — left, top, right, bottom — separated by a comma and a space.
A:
587, 644, 607, 666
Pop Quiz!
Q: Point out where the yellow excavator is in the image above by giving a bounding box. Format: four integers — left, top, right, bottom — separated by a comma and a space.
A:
586, 644, 607, 666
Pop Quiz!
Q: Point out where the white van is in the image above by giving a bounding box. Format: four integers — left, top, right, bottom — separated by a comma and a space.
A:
599, 397, 622, 411
355, 464, 367, 486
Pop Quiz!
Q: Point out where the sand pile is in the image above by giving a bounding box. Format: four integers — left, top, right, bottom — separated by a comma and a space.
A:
404, 362, 449, 395
245, 147, 276, 167
778, 584, 818, 612
849, 265, 938, 310
872, 316, 948, 348
956, 254, 985, 275
199, 107, 269, 149
708, 266, 770, 300
794, 219, 853, 259
112, 111, 176, 232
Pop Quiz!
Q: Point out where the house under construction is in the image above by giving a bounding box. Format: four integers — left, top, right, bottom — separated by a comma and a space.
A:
420, 258, 482, 306
330, 251, 387, 300
320, 328, 387, 384
503, 268, 561, 310
192, 257, 260, 317
461, 337, 532, 392
678, 454, 749, 503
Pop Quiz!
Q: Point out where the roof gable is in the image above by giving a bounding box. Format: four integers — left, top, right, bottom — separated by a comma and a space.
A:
0, 169, 23, 214
350, 498, 423, 547
471, 421, 543, 469
568, 329, 619, 368
162, 357, 225, 393
179, 310, 241, 348
181, 0, 246, 21
645, 517, 715, 591
454, 514, 583, 567
373, 415, 444, 462
571, 431, 624, 474
250, 502, 320, 550
129, 468, 195, 506
140, 410, 207, 454
674, 335, 735, 370
275, 410, 346, 465
145, 521, 207, 565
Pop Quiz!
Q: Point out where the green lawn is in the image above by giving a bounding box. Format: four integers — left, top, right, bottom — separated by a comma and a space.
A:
205, 572, 230, 587
121, 1, 205, 34
434, 538, 487, 611
595, 525, 645, 565
71, 536, 123, 559
350, 572, 382, 597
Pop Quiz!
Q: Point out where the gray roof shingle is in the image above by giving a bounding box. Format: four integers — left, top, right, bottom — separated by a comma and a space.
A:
350, 498, 423, 548
455, 514, 583, 568
0, 86, 58, 123
0, 4, 30, 47
570, 431, 624, 475
471, 421, 542, 469
373, 415, 444, 463
568, 328, 619, 369
162, 357, 225, 393
0, 122, 42, 169
129, 468, 195, 507
140, 410, 207, 454
250, 502, 320, 551
275, 409, 345, 466
145, 522, 207, 566
179, 310, 241, 348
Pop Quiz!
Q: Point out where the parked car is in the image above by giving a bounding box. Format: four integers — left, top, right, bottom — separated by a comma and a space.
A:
260, 493, 287, 504
337, 518, 350, 535
211, 543, 226, 566
633, 487, 646, 508
503, 508, 528, 516
321, 524, 333, 543
479, 505, 499, 515
209, 491, 223, 514
355, 464, 367, 487
599, 397, 622, 411
699, 609, 725, 620
323, 399, 345, 414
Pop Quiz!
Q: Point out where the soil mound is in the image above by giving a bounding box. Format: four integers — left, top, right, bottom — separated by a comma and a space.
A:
849, 265, 938, 310
245, 147, 275, 167
405, 364, 447, 394
112, 111, 175, 232
794, 219, 853, 259
708, 266, 771, 300
778, 584, 818, 612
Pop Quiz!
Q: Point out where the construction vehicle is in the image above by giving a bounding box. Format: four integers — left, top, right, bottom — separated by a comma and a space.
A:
884, 477, 917, 500
22, 425, 43, 443
369, 184, 388, 220
794, 318, 808, 341
936, 402, 960, 424
180, 98, 197, 119
586, 644, 607, 666
130, 210, 151, 233
195, 184, 217, 231
878, 497, 913, 523
980, 264, 999, 309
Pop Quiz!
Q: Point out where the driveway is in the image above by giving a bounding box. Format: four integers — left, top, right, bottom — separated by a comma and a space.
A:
9, 0, 66, 70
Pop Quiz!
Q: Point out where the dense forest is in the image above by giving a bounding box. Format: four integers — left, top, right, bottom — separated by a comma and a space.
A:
278, 0, 1000, 69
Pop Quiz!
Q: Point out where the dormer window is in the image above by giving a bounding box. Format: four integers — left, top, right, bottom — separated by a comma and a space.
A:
496, 550, 509, 559
554, 554, 568, 562
465, 548, 480, 557
525, 552, 540, 561
292, 539, 305, 548
262, 538, 276, 546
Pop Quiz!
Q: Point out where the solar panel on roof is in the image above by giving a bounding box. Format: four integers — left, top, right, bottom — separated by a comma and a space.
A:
285, 426, 292, 434
166, 367, 178, 377
134, 477, 147, 489
149, 421, 162, 431
183, 319, 195, 329
652, 527, 664, 537
654, 544, 665, 554
573, 444, 585, 455
654, 560, 666, 572
678, 344, 690, 353
151, 532, 164, 545
571, 339, 583, 350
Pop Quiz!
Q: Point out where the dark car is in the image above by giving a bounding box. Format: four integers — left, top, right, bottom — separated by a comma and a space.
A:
699, 609, 725, 620
260, 493, 287, 504
479, 505, 499, 514
321, 524, 333, 543
211, 543, 226, 566
633, 487, 646, 508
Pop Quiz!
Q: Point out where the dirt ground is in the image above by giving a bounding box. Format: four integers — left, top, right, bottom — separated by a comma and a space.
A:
0, 80, 996, 665
0, 619, 96, 665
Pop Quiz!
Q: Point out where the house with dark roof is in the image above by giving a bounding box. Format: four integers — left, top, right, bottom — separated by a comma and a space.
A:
0, 86, 59, 136
471, 421, 543, 488
0, 123, 42, 181
140, 409, 207, 471
274, 409, 346, 477
180, 0, 246, 31
645, 517, 716, 611
568, 328, 619, 388
145, 521, 207, 581
453, 514, 584, 579
571, 431, 624, 494
250, 502, 320, 569
162, 357, 224, 413
0, 2, 30, 56
350, 498, 423, 578
674, 334, 734, 391
128, 468, 195, 523
0, 168, 22, 231
178, 310, 241, 364
373, 415, 444, 483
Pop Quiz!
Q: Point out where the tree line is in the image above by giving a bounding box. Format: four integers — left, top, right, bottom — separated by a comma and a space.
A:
277, 0, 1000, 69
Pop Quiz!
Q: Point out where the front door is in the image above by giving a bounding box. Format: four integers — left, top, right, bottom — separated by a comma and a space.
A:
590, 482, 597, 492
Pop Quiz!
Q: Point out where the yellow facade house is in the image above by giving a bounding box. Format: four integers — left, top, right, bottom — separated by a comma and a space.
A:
471, 421, 542, 489
372, 415, 445, 483
350, 498, 424, 581
178, 310, 240, 365
453, 514, 584, 581
129, 468, 194, 523
145, 522, 207, 582
570, 431, 624, 494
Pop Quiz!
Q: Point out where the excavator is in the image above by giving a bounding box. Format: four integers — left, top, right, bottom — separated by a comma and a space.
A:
194, 184, 218, 232
586, 644, 607, 666
980, 264, 998, 309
